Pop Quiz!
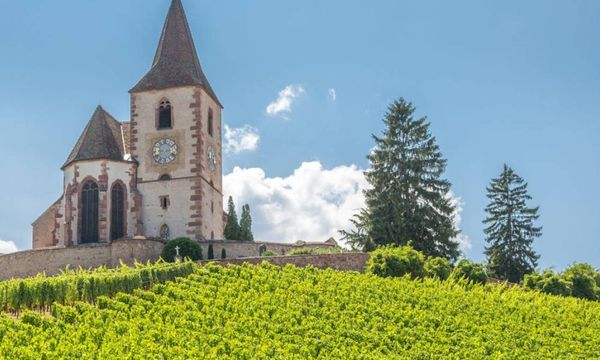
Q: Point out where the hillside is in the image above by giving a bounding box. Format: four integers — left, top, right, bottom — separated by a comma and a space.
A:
0, 262, 599, 359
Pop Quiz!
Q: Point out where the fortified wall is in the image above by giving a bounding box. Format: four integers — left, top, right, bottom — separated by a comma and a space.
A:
0, 238, 339, 280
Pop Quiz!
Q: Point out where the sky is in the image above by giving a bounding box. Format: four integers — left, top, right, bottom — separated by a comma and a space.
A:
0, 0, 598, 270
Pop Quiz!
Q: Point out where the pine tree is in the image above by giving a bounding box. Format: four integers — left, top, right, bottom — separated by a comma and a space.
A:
483, 164, 541, 283
341, 98, 460, 260
239, 204, 254, 241
224, 196, 241, 240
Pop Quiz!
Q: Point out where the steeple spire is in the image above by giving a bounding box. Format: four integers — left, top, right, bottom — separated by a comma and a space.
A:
130, 0, 220, 106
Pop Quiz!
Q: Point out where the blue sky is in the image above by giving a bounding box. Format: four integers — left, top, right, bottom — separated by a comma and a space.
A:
0, 0, 598, 270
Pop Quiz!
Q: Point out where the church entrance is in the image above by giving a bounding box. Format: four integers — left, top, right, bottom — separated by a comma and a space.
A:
80, 181, 99, 244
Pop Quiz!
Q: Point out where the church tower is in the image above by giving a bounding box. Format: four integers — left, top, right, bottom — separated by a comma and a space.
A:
129, 0, 223, 241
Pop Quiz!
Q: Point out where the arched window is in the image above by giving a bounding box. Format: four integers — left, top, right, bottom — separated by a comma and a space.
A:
159, 174, 171, 181
110, 183, 125, 241
211, 231, 215, 240
80, 181, 99, 244
158, 100, 172, 129
160, 224, 170, 240
207, 108, 214, 137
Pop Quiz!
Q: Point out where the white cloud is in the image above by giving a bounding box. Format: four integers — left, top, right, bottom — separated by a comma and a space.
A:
266, 85, 305, 118
447, 192, 472, 252
224, 162, 471, 252
224, 125, 260, 154
0, 239, 18, 254
328, 88, 337, 102
224, 162, 367, 244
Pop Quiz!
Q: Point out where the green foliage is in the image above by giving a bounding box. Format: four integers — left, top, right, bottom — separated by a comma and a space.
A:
524, 264, 600, 301
424, 257, 451, 280
224, 196, 241, 240
260, 250, 277, 257
483, 164, 541, 283
161, 237, 203, 263
221, 248, 227, 259
450, 259, 488, 285
0, 263, 598, 358
366, 246, 425, 279
239, 204, 254, 241
207, 244, 214, 260
0, 261, 194, 313
341, 98, 459, 260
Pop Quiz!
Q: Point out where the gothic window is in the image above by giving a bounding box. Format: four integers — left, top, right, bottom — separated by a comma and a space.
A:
158, 100, 172, 129
80, 181, 99, 244
110, 183, 125, 241
160, 224, 170, 240
159, 174, 171, 181
211, 231, 215, 240
207, 108, 214, 137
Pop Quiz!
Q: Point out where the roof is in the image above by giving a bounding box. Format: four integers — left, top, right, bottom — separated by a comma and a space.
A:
130, 0, 221, 107
62, 106, 131, 169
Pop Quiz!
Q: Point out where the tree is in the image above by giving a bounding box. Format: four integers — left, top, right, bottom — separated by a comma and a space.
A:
207, 244, 214, 260
224, 196, 241, 240
239, 204, 254, 241
161, 238, 202, 262
483, 164, 541, 283
340, 98, 460, 260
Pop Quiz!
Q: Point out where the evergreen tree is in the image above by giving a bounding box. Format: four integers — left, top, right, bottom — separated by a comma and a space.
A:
224, 196, 241, 240
239, 204, 254, 241
483, 164, 541, 283
340, 98, 460, 260
207, 244, 214, 260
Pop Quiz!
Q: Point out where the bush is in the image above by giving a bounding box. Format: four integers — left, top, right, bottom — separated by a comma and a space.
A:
221, 248, 227, 259
564, 263, 599, 301
161, 238, 203, 262
208, 245, 215, 260
450, 259, 487, 285
524, 270, 572, 297
261, 250, 277, 257
366, 246, 425, 279
424, 257, 451, 280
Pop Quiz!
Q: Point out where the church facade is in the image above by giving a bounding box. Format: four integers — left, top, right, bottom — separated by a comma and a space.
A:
32, 0, 224, 249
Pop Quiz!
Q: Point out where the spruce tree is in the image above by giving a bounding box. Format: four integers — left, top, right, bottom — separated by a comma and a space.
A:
239, 204, 254, 241
341, 98, 460, 260
483, 164, 541, 283
224, 196, 241, 240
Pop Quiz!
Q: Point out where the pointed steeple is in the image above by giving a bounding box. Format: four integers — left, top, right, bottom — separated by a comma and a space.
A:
130, 0, 221, 106
63, 106, 127, 169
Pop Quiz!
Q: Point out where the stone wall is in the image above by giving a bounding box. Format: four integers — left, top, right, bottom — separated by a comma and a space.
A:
197, 240, 338, 260
0, 239, 165, 281
200, 252, 370, 273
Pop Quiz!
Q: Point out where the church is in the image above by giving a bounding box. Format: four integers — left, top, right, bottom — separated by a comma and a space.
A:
32, 0, 224, 249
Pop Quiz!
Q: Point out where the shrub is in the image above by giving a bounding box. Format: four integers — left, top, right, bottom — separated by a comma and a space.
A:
450, 259, 487, 285
261, 250, 277, 257
424, 257, 451, 280
161, 238, 203, 263
221, 248, 227, 259
563, 263, 599, 301
366, 246, 425, 279
208, 244, 215, 260
524, 270, 572, 297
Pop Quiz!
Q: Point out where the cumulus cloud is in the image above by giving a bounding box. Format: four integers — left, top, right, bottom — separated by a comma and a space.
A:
224, 162, 367, 244
0, 239, 18, 254
224, 162, 471, 252
266, 85, 305, 118
224, 125, 260, 154
328, 88, 337, 102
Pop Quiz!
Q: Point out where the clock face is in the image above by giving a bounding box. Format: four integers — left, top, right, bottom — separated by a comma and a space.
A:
207, 146, 216, 171
152, 138, 178, 164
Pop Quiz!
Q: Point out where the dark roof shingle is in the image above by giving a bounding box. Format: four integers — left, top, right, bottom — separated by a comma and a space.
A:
130, 0, 221, 107
62, 106, 129, 169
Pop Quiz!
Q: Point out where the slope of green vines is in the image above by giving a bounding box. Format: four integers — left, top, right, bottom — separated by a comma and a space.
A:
1, 262, 599, 359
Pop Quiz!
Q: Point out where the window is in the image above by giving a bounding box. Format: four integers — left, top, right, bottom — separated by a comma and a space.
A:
159, 174, 171, 181
80, 181, 99, 244
160, 224, 170, 240
211, 231, 215, 240
211, 201, 214, 214
207, 108, 214, 137
158, 100, 172, 129
160, 196, 170, 210
110, 183, 125, 241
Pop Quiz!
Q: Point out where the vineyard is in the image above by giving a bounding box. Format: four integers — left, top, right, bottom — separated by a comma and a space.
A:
0, 261, 599, 358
